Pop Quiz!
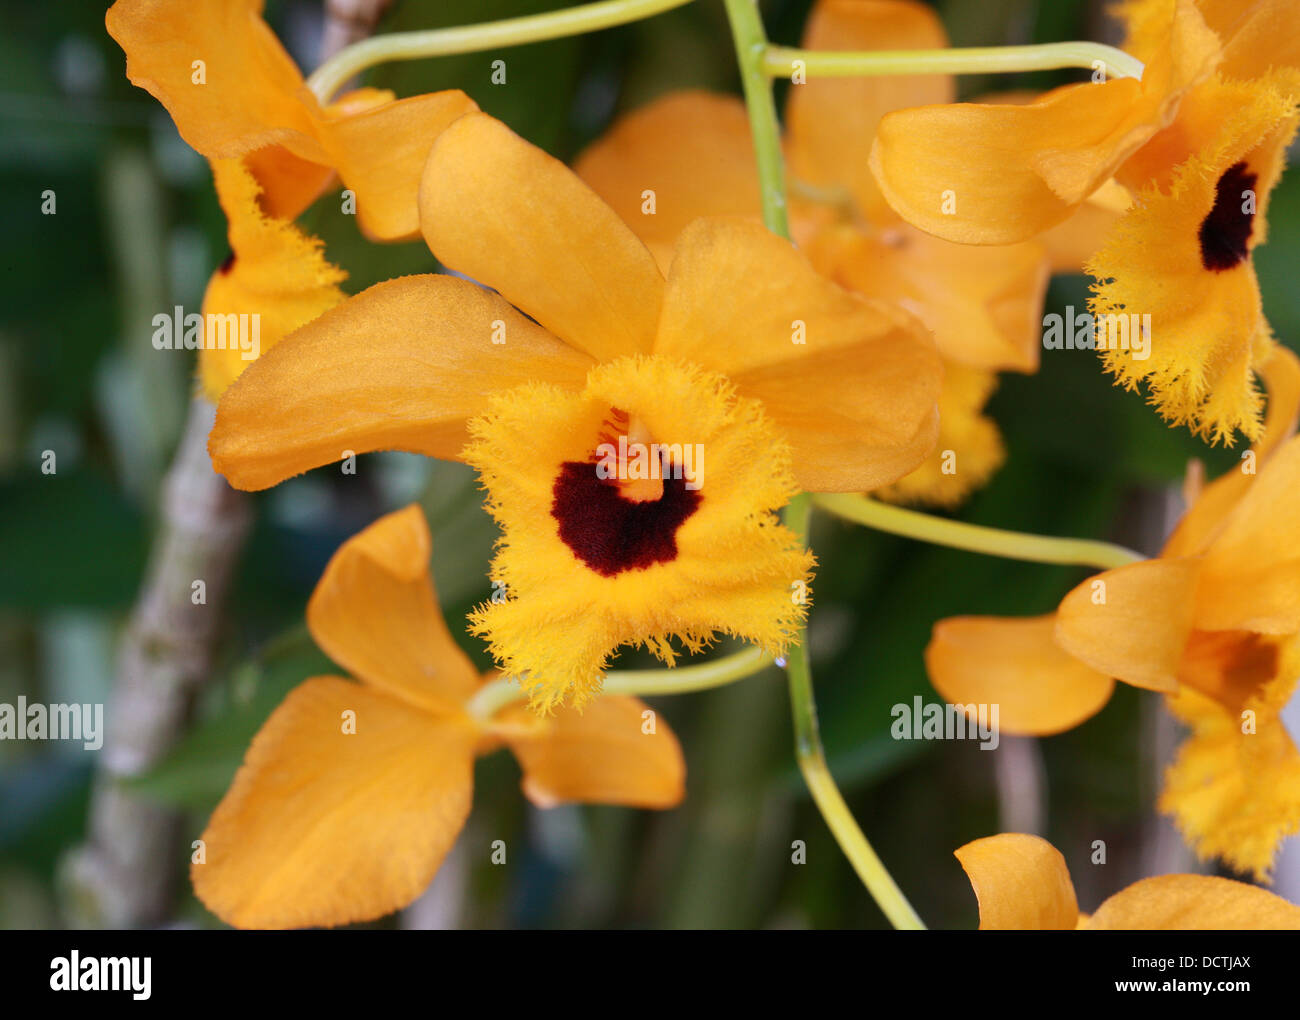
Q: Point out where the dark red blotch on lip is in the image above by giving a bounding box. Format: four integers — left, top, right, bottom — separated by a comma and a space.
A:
1199, 161, 1257, 272
552, 460, 702, 577
218, 251, 236, 275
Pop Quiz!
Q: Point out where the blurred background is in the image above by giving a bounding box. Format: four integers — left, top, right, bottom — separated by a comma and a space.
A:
2, 0, 1299, 929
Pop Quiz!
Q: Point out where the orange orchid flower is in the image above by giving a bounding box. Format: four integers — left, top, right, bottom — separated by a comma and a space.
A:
192, 505, 684, 929
956, 833, 1300, 929
1088, 0, 1300, 444
927, 344, 1300, 879
870, 0, 1300, 443
575, 0, 1050, 507
107, 0, 478, 397
105, 0, 476, 237
207, 109, 943, 710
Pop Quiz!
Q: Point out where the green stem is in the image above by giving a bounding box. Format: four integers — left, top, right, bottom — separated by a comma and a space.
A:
306, 0, 696, 102
763, 41, 1144, 81
783, 495, 926, 930
721, 0, 788, 236
814, 493, 1144, 570
724, 0, 922, 931
466, 646, 774, 721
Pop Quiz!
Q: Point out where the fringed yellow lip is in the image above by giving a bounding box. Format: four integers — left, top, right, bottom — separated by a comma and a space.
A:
1088, 71, 1299, 445
466, 355, 814, 713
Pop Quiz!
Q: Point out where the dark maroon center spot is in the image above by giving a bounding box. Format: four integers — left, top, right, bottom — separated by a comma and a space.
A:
218, 251, 236, 275
551, 460, 702, 577
1199, 161, 1256, 272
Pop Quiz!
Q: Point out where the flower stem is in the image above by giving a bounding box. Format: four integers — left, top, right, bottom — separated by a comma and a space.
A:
762, 40, 1144, 81
724, 0, 923, 930
306, 0, 696, 101
782, 494, 926, 930
466, 646, 775, 722
721, 0, 788, 236
602, 645, 774, 695
814, 493, 1144, 570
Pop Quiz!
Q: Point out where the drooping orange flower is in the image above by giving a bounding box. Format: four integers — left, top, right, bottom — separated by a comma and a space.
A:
869, 0, 1300, 442
105, 0, 477, 237
207, 110, 943, 710
193, 505, 684, 929
574, 0, 1049, 506
107, 0, 478, 396
956, 833, 1300, 929
927, 344, 1300, 879
1087, 75, 1295, 444
1088, 0, 1300, 443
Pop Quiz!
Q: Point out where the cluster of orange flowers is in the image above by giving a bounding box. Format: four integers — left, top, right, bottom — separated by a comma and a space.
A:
107, 0, 1300, 929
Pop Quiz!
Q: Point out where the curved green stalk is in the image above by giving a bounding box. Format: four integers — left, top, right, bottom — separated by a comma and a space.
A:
307, 0, 696, 102
762, 41, 1144, 81
721, 0, 788, 236
466, 645, 774, 721
782, 495, 926, 930
814, 493, 1144, 570
723, 0, 924, 931
308, 0, 1144, 105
